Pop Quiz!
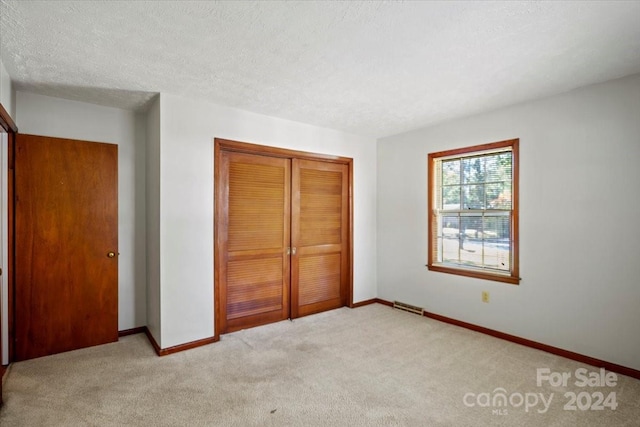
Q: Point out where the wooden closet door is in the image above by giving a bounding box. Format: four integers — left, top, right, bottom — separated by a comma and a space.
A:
218, 151, 291, 333
291, 159, 349, 318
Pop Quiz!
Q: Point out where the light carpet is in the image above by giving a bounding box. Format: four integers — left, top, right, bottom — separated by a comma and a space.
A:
1, 304, 639, 426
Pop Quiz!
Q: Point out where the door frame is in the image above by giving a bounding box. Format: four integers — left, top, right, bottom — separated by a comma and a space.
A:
0, 103, 17, 374
213, 138, 354, 338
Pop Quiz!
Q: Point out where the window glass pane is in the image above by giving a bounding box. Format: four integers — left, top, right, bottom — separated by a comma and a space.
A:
442, 160, 460, 185
485, 182, 502, 207
486, 182, 512, 209
462, 157, 485, 184
441, 215, 460, 239
485, 153, 512, 182
441, 215, 461, 264
482, 215, 510, 271
462, 184, 485, 209
442, 186, 460, 210
459, 216, 481, 267
486, 182, 511, 209
442, 236, 460, 264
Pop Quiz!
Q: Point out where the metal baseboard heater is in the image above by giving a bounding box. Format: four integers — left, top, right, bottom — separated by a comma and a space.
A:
393, 301, 424, 316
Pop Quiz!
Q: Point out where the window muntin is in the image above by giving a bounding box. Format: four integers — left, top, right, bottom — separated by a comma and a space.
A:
428, 139, 519, 284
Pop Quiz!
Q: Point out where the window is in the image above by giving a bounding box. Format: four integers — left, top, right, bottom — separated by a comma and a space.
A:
428, 139, 519, 284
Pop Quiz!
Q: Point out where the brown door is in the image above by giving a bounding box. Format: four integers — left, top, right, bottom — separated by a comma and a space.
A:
218, 151, 290, 333
14, 134, 118, 361
291, 159, 349, 317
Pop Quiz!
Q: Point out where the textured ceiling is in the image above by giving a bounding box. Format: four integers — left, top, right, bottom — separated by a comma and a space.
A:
1, 1, 640, 138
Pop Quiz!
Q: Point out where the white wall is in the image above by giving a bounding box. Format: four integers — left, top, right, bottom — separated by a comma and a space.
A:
15, 91, 147, 331
0, 58, 15, 118
153, 93, 378, 348
377, 74, 640, 370
145, 96, 161, 345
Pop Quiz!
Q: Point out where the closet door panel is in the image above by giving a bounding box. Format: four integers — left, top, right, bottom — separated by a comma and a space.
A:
219, 151, 290, 333
298, 254, 341, 306
227, 257, 283, 319
292, 159, 348, 318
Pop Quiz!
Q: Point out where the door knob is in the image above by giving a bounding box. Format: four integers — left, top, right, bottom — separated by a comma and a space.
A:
107, 252, 116, 258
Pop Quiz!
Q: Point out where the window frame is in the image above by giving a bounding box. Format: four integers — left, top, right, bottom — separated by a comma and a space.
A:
427, 138, 520, 284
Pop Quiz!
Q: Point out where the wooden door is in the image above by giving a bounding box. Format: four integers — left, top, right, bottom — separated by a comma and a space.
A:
291, 160, 349, 317
14, 134, 118, 361
218, 151, 290, 333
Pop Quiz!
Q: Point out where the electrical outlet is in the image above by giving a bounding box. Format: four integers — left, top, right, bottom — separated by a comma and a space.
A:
482, 291, 490, 303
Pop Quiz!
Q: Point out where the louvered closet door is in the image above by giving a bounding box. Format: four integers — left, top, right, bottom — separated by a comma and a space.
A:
291, 159, 349, 318
219, 151, 291, 333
